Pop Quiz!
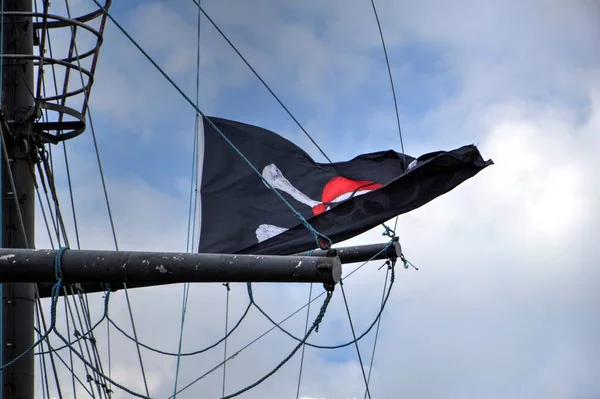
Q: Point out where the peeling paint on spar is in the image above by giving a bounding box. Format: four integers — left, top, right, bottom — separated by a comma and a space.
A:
0, 254, 16, 261
142, 259, 150, 265
155, 265, 168, 274
172, 256, 184, 261
295, 261, 302, 269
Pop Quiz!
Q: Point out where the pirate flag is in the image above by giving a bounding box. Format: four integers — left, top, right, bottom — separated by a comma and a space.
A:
197, 116, 493, 256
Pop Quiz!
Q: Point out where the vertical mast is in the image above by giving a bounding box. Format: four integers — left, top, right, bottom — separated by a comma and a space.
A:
1, 0, 35, 397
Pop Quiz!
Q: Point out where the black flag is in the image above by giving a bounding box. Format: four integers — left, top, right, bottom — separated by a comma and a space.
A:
197, 117, 493, 255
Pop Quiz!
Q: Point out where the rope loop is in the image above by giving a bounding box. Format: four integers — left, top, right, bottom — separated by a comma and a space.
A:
381, 223, 395, 238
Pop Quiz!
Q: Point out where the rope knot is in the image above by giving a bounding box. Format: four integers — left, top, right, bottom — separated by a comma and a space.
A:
381, 223, 395, 238
54, 246, 68, 283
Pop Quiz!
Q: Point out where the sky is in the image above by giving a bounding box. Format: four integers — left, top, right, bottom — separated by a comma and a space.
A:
25, 0, 600, 398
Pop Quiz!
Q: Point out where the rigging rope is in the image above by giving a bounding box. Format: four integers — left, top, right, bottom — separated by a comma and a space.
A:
340, 280, 372, 399
222, 283, 231, 397
173, 282, 191, 398
368, 1, 409, 386
369, 0, 406, 166
365, 262, 391, 399
295, 282, 313, 399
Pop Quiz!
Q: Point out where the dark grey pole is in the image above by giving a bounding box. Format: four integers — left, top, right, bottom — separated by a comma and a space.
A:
294, 238, 402, 264
1, 0, 35, 398
0, 249, 342, 285
33, 242, 401, 298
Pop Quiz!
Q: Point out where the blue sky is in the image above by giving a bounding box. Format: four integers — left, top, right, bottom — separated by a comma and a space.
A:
31, 0, 600, 398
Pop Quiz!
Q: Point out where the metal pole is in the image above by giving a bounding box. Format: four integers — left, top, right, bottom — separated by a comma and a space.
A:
1, 0, 35, 398
0, 249, 342, 285
33, 242, 401, 297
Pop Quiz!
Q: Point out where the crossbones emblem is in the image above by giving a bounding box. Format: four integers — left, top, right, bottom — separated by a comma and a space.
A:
255, 163, 383, 243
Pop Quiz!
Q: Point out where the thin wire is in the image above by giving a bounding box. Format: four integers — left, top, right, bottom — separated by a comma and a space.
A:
222, 284, 231, 397
34, 288, 64, 399
35, 303, 52, 399
369, 0, 405, 164
63, 300, 79, 399
186, 0, 202, 256
90, 0, 330, 250
295, 282, 313, 399
364, 264, 390, 399
189, 0, 331, 163
368, 8, 405, 389
173, 283, 190, 398
340, 281, 372, 399
369, 0, 406, 235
